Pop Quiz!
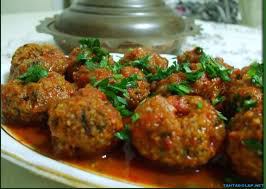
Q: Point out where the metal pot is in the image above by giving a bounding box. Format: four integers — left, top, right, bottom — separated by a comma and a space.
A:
36, 0, 200, 54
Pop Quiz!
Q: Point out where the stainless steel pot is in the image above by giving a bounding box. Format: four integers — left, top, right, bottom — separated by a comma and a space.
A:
36, 0, 200, 54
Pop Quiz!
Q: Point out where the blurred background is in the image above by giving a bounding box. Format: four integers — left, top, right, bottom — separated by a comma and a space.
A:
1, 0, 262, 28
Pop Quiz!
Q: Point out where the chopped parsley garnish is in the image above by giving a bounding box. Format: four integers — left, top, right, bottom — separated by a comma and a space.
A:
247, 62, 263, 87
197, 101, 203, 109
131, 113, 140, 122
180, 62, 192, 73
233, 95, 257, 112
211, 95, 225, 106
243, 98, 257, 109
195, 47, 203, 54
185, 70, 204, 82
115, 124, 131, 142
216, 110, 227, 121
147, 61, 179, 82
130, 55, 152, 75
17, 64, 48, 84
92, 74, 140, 117
199, 52, 232, 82
242, 139, 262, 156
168, 82, 192, 96
77, 38, 109, 70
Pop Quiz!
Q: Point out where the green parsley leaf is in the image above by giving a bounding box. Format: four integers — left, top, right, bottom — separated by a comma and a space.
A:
197, 101, 203, 109
17, 64, 48, 84
216, 110, 227, 121
115, 124, 131, 142
168, 82, 192, 96
211, 95, 225, 106
247, 62, 263, 87
131, 113, 140, 122
243, 99, 257, 109
147, 61, 179, 82
185, 70, 204, 82
195, 47, 203, 54
199, 53, 232, 82
242, 139, 262, 156
130, 55, 152, 75
180, 62, 192, 73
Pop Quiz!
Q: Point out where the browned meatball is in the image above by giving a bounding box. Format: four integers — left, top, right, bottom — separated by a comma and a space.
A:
120, 66, 150, 109
120, 48, 168, 74
131, 95, 225, 168
226, 105, 262, 181
151, 72, 186, 96
177, 47, 233, 69
48, 85, 123, 157
224, 81, 262, 117
230, 63, 262, 88
66, 47, 114, 82
10, 43, 67, 79
73, 65, 113, 88
177, 47, 203, 64
1, 72, 76, 125
152, 72, 227, 109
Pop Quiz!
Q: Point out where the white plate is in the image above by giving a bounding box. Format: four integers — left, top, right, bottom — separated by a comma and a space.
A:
1, 53, 178, 188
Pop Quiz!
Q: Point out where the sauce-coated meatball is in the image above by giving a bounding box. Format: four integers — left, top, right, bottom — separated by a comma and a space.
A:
48, 85, 123, 157
1, 72, 76, 124
10, 43, 67, 79
121, 66, 150, 109
226, 105, 262, 181
73, 65, 113, 88
131, 95, 225, 168
120, 48, 168, 74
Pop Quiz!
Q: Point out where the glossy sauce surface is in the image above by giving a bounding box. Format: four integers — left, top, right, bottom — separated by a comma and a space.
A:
2, 124, 224, 188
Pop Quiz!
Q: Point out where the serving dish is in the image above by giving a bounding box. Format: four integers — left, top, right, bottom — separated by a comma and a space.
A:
1, 41, 262, 188
1, 53, 182, 188
36, 0, 200, 54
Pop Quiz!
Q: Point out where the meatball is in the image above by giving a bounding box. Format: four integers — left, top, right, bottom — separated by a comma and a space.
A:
1, 72, 76, 125
177, 47, 203, 64
131, 95, 225, 168
120, 66, 150, 109
120, 48, 168, 74
152, 72, 227, 109
223, 81, 262, 118
226, 105, 262, 181
73, 65, 113, 88
177, 47, 233, 69
48, 85, 123, 157
230, 63, 262, 88
66, 47, 114, 82
151, 72, 186, 96
10, 43, 67, 79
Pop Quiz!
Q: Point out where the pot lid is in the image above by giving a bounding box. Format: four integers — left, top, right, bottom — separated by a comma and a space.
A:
53, 0, 191, 38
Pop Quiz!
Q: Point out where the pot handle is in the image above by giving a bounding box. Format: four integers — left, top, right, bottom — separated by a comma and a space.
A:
36, 16, 57, 35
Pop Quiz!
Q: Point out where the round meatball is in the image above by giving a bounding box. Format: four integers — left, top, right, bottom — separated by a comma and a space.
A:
177, 47, 203, 64
226, 105, 262, 181
131, 95, 225, 168
66, 47, 114, 82
10, 43, 67, 79
120, 48, 168, 74
177, 47, 233, 69
151, 72, 186, 96
152, 72, 227, 109
1, 72, 76, 125
230, 63, 262, 88
73, 65, 113, 88
121, 66, 150, 109
48, 85, 123, 157
224, 81, 262, 118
